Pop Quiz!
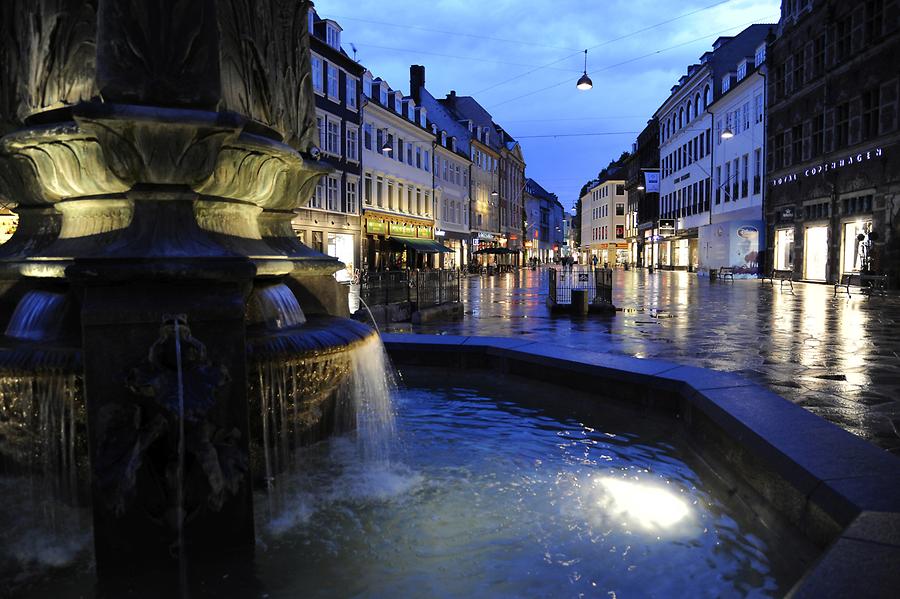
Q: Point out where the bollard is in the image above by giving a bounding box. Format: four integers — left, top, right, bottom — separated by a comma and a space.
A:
571, 289, 589, 315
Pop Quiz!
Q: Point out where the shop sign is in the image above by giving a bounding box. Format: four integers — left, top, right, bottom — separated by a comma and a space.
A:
779, 207, 795, 222
477, 232, 495, 240
390, 222, 417, 237
658, 219, 675, 236
416, 225, 433, 239
435, 229, 446, 237
644, 171, 660, 193
771, 147, 884, 186
366, 220, 386, 235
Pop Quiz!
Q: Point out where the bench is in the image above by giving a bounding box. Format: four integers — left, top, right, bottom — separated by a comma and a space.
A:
718, 266, 735, 282
761, 269, 795, 291
834, 273, 888, 298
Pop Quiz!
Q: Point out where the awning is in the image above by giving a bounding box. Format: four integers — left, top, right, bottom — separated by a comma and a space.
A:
390, 236, 453, 253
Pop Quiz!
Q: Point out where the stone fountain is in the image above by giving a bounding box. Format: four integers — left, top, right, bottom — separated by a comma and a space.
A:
0, 0, 376, 576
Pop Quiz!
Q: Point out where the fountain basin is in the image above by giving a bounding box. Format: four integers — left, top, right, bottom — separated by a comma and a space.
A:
381, 334, 900, 598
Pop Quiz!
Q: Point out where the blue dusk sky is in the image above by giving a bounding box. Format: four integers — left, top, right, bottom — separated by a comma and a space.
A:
315, 0, 781, 210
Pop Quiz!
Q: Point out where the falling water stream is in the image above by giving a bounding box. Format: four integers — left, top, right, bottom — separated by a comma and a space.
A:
172, 317, 188, 598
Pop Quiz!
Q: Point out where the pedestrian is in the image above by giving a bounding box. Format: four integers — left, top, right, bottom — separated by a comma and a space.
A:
592, 255, 598, 267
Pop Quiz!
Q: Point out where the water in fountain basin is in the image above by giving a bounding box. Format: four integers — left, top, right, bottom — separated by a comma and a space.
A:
248, 284, 306, 330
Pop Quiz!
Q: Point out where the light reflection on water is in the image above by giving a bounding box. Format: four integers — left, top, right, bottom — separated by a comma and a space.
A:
250, 371, 814, 598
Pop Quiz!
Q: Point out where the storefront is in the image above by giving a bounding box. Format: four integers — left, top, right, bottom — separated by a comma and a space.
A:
803, 223, 829, 281
773, 227, 794, 271
439, 230, 468, 270
840, 218, 873, 274
363, 213, 436, 270
326, 232, 355, 282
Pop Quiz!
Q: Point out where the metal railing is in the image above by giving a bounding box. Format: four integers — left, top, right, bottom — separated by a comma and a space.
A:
358, 269, 460, 308
548, 266, 612, 305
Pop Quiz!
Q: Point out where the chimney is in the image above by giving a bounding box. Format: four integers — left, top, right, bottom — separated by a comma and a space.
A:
410, 64, 425, 104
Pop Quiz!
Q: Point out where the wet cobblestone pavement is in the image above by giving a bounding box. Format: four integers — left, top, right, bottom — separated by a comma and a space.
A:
387, 268, 900, 453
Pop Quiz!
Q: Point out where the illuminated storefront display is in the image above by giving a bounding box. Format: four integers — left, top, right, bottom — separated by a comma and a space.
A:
803, 225, 828, 281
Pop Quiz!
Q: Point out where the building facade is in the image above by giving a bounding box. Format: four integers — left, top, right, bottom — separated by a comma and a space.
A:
439, 92, 504, 258
409, 65, 474, 270
498, 127, 526, 264
299, 10, 366, 281
581, 174, 629, 266
655, 25, 771, 271
623, 118, 660, 267
523, 178, 563, 262
703, 40, 768, 276
765, 0, 900, 285
360, 71, 439, 270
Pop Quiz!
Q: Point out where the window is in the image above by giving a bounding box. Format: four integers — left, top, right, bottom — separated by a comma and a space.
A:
326, 25, 340, 49
862, 88, 880, 140
344, 179, 357, 214
705, 85, 712, 107
326, 176, 338, 211
724, 162, 730, 202
753, 148, 762, 194
732, 159, 739, 201
755, 44, 766, 66
741, 154, 749, 198
327, 65, 339, 99
811, 113, 824, 156
755, 94, 763, 124
326, 119, 340, 155
416, 147, 422, 168
311, 56, 323, 93
715, 166, 721, 204
615, 203, 625, 216
791, 125, 802, 164
737, 62, 747, 81
316, 114, 325, 150
363, 173, 372, 205
375, 176, 383, 208
722, 75, 730, 93
424, 150, 430, 172
742, 102, 750, 130
615, 184, 624, 195
312, 176, 325, 209
866, 0, 884, 43
407, 144, 413, 166
812, 35, 825, 77
363, 123, 372, 151
791, 51, 804, 90
716, 119, 722, 145
379, 85, 387, 106
346, 78, 357, 109
346, 127, 358, 161
835, 16, 852, 61
835, 102, 850, 148
386, 179, 394, 211
394, 93, 402, 114
615, 225, 624, 239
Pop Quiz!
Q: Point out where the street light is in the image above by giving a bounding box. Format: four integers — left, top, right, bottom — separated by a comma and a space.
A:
637, 185, 645, 191
720, 127, 734, 140
491, 190, 499, 197
576, 49, 593, 90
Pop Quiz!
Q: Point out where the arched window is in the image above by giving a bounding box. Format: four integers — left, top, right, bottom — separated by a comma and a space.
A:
704, 85, 712, 107
678, 107, 684, 129
687, 101, 692, 122
694, 92, 702, 116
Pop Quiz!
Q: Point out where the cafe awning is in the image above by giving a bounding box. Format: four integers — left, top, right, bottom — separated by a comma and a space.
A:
390, 237, 453, 253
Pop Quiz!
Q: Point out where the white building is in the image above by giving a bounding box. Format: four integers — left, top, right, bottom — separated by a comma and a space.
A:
702, 41, 767, 276
360, 72, 441, 269
581, 175, 628, 266
654, 25, 771, 271
432, 130, 471, 269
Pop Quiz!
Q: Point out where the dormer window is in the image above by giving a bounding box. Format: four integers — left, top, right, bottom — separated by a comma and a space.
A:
450, 137, 456, 152
441, 131, 447, 146
737, 60, 747, 81
755, 44, 766, 66
326, 24, 341, 50
394, 92, 402, 114
363, 73, 372, 98
722, 74, 731, 92
419, 107, 426, 127
379, 84, 388, 106
407, 101, 415, 121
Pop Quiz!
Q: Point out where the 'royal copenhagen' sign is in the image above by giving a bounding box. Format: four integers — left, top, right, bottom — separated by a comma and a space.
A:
770, 147, 884, 186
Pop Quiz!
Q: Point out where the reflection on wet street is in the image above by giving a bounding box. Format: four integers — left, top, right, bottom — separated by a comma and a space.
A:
389, 268, 900, 452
